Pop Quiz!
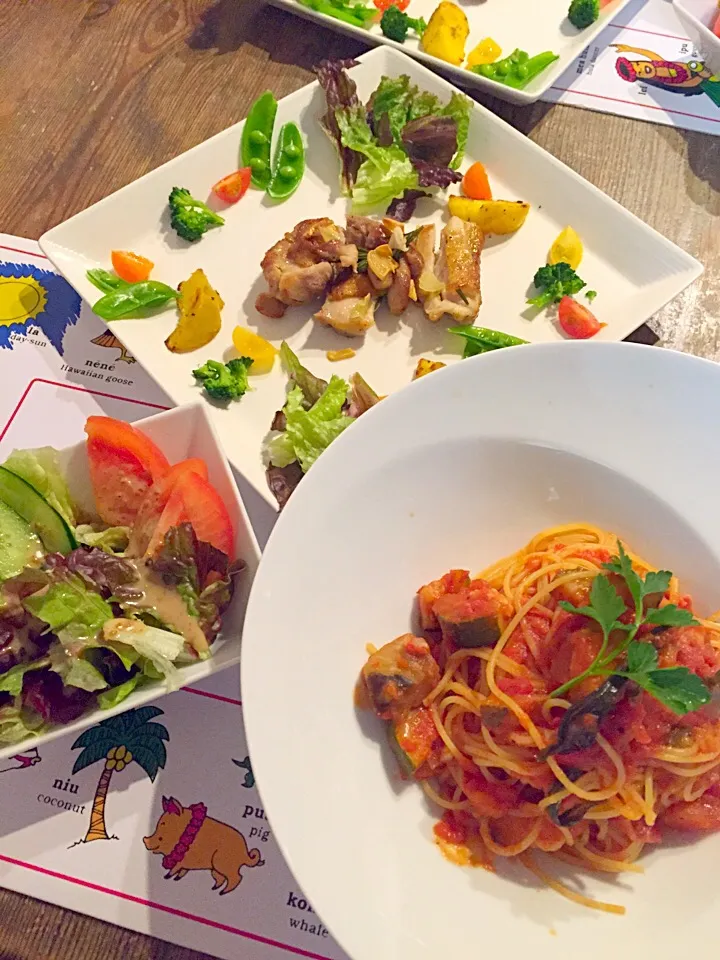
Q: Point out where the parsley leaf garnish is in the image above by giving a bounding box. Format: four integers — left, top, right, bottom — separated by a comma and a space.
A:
550, 540, 709, 716
617, 641, 711, 716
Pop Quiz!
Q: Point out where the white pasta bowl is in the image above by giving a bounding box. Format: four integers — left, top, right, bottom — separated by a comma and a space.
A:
0, 403, 260, 761
242, 342, 720, 960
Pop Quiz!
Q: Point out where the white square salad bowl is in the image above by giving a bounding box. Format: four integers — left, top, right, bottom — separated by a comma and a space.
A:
0, 402, 260, 762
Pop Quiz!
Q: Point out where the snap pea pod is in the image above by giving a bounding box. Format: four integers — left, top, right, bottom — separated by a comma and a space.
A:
87, 268, 131, 294
91, 281, 179, 321
472, 49, 559, 90
241, 91, 278, 189
267, 122, 305, 201
449, 325, 527, 359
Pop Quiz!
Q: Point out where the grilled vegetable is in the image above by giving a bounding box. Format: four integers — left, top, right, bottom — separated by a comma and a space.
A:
168, 187, 224, 243
388, 705, 436, 775
472, 49, 559, 90
433, 579, 510, 648
241, 91, 278, 189
568, 0, 599, 29
165, 269, 223, 353
111, 250, 153, 283
231, 327, 277, 374
466, 37, 502, 69
192, 358, 253, 403
380, 5, 427, 42
212, 168, 252, 204
448, 196, 530, 235
413, 358, 446, 379
420, 2, 469, 66
548, 226, 583, 270
449, 325, 527, 358
267, 122, 305, 201
362, 634, 440, 720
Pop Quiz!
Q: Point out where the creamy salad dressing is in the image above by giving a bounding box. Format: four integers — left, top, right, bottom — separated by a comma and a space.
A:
120, 559, 208, 654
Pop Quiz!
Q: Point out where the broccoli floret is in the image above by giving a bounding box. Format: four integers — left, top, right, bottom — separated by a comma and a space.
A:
192, 357, 253, 403
568, 0, 599, 29
527, 262, 586, 309
169, 187, 224, 243
380, 5, 427, 43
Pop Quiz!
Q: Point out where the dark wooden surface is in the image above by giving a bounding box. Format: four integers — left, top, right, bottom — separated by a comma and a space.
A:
0, 0, 719, 956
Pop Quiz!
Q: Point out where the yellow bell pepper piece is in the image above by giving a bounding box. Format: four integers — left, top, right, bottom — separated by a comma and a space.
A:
548, 226, 583, 270
232, 326, 277, 374
421, 2, 469, 66
466, 37, 502, 69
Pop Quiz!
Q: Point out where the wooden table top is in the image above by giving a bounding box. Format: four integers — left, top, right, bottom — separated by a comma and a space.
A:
0, 0, 719, 957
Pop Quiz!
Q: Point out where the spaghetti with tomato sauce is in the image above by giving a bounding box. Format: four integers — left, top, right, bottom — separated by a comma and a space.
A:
359, 525, 720, 914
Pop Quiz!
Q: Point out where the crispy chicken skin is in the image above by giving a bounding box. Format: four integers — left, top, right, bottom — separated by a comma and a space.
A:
314, 272, 376, 337
362, 634, 440, 721
256, 218, 358, 317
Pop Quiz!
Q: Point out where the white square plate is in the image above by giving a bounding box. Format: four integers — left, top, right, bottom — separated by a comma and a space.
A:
0, 402, 260, 761
40, 46, 702, 507
674, 0, 720, 74
269, 0, 634, 104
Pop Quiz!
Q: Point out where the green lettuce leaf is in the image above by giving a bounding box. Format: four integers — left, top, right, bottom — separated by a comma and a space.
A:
408, 89, 441, 121
0, 659, 50, 697
97, 675, 144, 709
0, 705, 46, 745
49, 647, 108, 692
3, 447, 76, 527
268, 381, 354, 474
337, 105, 418, 211
101, 619, 186, 687
24, 575, 113, 642
75, 524, 130, 554
442, 92, 471, 169
370, 75, 416, 143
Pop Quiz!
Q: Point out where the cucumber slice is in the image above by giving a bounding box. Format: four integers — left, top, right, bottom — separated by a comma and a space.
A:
0, 500, 42, 580
0, 466, 76, 554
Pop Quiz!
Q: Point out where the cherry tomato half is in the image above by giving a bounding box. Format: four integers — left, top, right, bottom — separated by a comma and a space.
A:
212, 168, 252, 204
558, 296, 604, 340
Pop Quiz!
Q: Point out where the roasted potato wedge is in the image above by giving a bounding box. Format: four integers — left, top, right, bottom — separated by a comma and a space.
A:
165, 269, 223, 353
448, 196, 530, 236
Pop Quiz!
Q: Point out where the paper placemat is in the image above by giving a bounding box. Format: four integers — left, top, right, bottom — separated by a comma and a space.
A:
542, 0, 720, 134
0, 234, 345, 960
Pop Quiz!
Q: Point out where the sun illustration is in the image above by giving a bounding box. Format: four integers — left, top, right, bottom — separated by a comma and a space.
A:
0, 275, 48, 326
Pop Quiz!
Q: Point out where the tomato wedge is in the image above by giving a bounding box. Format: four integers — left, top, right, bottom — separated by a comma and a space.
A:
127, 458, 208, 557
111, 250, 153, 283
462, 162, 492, 201
557, 296, 604, 340
212, 168, 252, 204
148, 470, 235, 559
85, 417, 170, 526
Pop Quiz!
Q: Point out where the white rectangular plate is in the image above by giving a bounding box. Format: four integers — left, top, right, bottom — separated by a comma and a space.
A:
0, 403, 260, 762
40, 46, 702, 508
673, 0, 720, 74
268, 0, 634, 104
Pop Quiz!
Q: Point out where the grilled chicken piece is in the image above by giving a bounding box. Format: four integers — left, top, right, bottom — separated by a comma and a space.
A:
362, 634, 440, 721
345, 216, 390, 250
387, 256, 412, 315
314, 272, 376, 337
424, 217, 483, 324
256, 218, 357, 317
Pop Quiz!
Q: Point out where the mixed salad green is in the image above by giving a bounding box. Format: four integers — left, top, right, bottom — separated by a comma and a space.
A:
0, 417, 242, 746
315, 59, 470, 217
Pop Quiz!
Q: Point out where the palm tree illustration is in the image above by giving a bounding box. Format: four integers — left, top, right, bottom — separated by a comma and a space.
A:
71, 706, 169, 843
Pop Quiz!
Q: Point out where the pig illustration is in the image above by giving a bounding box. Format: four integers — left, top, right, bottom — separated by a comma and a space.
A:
144, 796, 264, 894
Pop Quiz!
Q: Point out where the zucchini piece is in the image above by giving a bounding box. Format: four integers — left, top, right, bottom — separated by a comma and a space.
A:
388, 706, 436, 776
0, 466, 76, 554
434, 581, 506, 648
0, 500, 42, 581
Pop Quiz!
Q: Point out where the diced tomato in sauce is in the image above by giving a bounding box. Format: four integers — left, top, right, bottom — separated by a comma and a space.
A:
657, 624, 720, 680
